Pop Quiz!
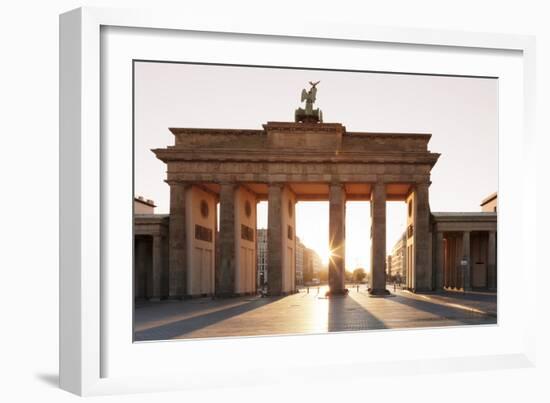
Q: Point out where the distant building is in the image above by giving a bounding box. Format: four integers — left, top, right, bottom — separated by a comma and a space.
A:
300, 246, 323, 284
295, 237, 305, 285
134, 196, 156, 214
388, 232, 407, 282
257, 228, 268, 287
257, 230, 311, 287
480, 192, 497, 212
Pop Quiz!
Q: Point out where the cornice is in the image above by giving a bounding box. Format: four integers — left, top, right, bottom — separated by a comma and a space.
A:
153, 148, 440, 166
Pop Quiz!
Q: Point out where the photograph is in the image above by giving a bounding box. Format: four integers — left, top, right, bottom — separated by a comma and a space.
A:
132, 61, 498, 342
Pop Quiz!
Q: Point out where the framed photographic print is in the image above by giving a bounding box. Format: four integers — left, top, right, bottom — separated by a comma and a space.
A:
60, 7, 536, 396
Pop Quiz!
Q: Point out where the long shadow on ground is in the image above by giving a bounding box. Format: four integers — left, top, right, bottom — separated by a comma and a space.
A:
134, 297, 280, 341
389, 294, 496, 325
327, 294, 387, 332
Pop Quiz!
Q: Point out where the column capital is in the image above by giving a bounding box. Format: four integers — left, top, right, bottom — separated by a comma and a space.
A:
217, 180, 237, 187
415, 179, 431, 188
166, 180, 192, 189
371, 181, 387, 199
267, 182, 285, 189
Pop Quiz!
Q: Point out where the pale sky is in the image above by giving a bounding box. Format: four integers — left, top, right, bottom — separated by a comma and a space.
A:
134, 61, 498, 271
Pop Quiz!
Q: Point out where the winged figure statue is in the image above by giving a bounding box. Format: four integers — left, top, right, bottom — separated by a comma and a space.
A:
295, 81, 323, 123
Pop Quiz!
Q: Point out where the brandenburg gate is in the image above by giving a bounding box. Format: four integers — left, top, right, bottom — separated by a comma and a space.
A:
153, 83, 440, 298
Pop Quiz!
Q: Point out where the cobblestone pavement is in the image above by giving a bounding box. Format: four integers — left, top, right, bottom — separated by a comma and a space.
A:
134, 285, 497, 341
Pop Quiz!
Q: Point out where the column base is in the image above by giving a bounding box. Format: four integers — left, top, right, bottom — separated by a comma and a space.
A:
368, 288, 391, 297
148, 297, 161, 302
325, 288, 349, 297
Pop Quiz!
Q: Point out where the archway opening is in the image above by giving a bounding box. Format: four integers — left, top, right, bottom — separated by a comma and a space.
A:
295, 201, 329, 290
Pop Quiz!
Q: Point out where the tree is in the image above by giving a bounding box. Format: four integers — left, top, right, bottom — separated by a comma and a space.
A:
352, 268, 367, 283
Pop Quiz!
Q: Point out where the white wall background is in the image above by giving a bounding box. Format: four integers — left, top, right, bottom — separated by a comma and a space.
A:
1, 1, 548, 402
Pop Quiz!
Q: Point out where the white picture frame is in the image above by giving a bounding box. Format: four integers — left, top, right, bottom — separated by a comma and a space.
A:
59, 7, 537, 396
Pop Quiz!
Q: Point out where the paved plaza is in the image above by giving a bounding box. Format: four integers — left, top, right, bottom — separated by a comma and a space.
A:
134, 285, 496, 341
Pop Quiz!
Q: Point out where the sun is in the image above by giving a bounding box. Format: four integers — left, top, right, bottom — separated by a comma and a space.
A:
320, 247, 335, 264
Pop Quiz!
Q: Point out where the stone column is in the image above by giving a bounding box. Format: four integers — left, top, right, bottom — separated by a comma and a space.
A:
448, 236, 454, 289
328, 183, 346, 295
435, 231, 445, 291
168, 182, 188, 299
370, 181, 389, 295
413, 182, 431, 291
487, 231, 497, 290
135, 237, 148, 298
447, 238, 452, 289
148, 234, 163, 301
455, 236, 462, 289
255, 199, 260, 292
267, 183, 283, 296
216, 182, 237, 297
462, 231, 471, 291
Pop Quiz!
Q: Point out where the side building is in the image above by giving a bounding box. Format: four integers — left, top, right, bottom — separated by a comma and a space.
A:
257, 229, 307, 288
257, 228, 268, 288
481, 192, 498, 212
304, 247, 323, 284
388, 192, 498, 292
387, 232, 407, 283
295, 237, 305, 286
432, 192, 497, 291
134, 197, 169, 301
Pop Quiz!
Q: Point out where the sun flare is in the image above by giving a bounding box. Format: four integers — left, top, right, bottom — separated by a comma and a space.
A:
321, 248, 335, 264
